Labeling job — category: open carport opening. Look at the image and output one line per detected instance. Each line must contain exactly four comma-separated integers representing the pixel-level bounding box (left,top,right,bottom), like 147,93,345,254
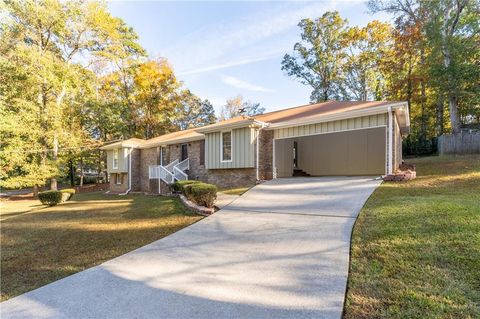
273,127,386,177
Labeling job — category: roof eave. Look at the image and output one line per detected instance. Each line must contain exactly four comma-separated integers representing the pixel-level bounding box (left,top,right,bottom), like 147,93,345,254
196,119,267,133
266,103,398,130
140,135,205,149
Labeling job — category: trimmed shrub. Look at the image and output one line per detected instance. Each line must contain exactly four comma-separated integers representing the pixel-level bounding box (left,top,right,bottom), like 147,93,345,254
60,188,76,202
38,190,63,206
187,183,217,208
172,180,201,193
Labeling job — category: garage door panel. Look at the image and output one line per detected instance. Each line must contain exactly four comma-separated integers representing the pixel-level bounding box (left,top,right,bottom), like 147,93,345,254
347,129,368,174
366,128,386,174
275,127,386,176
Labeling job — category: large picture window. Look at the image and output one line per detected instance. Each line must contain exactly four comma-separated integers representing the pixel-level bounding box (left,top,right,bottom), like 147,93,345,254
113,149,119,169
221,131,232,162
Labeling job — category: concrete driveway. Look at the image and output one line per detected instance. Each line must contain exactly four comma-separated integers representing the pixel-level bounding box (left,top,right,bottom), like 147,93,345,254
1,177,381,319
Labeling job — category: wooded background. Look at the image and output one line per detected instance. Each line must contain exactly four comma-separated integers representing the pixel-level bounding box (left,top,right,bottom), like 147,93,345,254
1,0,478,190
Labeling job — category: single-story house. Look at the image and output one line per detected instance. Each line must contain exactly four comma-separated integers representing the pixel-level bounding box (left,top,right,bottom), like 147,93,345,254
100,100,410,194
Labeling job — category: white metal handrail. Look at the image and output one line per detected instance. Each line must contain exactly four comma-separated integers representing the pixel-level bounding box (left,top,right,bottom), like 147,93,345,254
173,166,188,181
159,166,174,184
165,159,179,173
175,158,189,172
148,158,190,185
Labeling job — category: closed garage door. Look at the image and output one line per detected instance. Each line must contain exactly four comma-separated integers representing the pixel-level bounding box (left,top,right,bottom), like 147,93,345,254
275,127,386,176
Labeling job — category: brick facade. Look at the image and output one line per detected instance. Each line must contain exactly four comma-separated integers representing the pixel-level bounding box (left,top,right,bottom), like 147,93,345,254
257,129,274,180
131,149,141,191
109,173,128,193
128,130,276,193
140,147,160,194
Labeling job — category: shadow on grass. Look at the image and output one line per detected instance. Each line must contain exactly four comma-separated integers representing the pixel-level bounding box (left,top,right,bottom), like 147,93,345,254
0,193,202,301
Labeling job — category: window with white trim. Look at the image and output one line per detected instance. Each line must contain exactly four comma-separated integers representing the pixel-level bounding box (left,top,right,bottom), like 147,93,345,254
113,149,119,169
221,131,232,162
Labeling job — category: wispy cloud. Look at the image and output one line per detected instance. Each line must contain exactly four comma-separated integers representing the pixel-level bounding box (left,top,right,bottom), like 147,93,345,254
167,2,338,76
221,75,274,93
177,52,280,76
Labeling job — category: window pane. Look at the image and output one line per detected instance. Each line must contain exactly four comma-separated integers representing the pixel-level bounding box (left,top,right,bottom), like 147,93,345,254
222,132,231,161
113,150,118,168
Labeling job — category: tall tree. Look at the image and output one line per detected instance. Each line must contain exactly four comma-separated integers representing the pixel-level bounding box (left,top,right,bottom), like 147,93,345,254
282,11,349,102
0,0,144,190
174,91,216,130
218,95,265,121
343,21,393,100
132,59,181,139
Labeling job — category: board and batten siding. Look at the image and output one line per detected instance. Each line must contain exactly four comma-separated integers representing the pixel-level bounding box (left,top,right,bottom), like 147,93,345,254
205,127,255,169
273,113,388,139
106,148,129,173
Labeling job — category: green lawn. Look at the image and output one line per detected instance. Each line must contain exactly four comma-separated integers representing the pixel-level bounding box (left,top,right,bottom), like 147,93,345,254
0,193,202,301
218,186,252,196
344,155,480,319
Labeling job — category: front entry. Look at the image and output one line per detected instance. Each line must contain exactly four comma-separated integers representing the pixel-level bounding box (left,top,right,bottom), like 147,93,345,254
181,143,188,161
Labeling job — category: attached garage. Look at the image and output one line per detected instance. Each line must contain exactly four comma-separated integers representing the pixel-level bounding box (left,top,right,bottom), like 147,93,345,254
275,127,386,177
258,101,410,178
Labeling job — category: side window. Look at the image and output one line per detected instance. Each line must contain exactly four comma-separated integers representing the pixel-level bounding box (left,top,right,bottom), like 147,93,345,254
113,149,119,169
221,131,232,162
199,140,205,166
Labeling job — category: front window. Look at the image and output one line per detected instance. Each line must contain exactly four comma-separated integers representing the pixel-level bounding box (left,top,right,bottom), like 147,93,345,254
221,131,232,162
113,149,119,169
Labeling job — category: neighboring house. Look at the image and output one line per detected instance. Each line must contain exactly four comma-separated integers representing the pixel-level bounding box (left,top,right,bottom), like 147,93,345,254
100,101,410,194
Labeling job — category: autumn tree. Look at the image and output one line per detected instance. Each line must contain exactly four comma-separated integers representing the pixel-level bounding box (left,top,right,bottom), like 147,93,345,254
218,95,265,121
343,21,393,101
282,12,349,102
0,0,144,190
174,90,216,130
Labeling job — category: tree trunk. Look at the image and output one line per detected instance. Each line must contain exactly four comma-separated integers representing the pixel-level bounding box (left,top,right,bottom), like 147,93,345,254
442,6,461,134
420,47,427,137
50,135,58,190
33,185,39,198
449,95,461,133
436,95,445,136
80,157,84,187
69,159,75,187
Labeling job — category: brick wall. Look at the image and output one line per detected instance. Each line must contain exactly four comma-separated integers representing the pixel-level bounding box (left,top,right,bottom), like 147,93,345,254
257,129,274,180
140,147,160,193
204,168,257,189
109,173,128,193
131,149,141,191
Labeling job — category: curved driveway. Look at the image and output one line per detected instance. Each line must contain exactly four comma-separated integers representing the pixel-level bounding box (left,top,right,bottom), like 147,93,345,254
1,177,381,319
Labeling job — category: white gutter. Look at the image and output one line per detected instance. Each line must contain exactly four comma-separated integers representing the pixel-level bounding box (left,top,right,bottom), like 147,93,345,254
119,148,132,195
256,130,260,181
158,147,162,195
388,107,393,175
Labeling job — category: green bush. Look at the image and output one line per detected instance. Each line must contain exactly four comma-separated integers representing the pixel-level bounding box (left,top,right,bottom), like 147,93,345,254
186,183,217,208
38,190,63,206
60,188,76,202
172,180,201,193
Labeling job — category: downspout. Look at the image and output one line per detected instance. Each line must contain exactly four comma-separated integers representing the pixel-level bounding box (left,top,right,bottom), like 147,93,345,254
158,147,162,195
119,148,132,195
388,107,393,175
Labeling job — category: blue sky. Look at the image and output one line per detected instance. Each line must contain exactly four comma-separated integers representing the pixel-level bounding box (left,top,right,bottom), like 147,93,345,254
108,1,391,114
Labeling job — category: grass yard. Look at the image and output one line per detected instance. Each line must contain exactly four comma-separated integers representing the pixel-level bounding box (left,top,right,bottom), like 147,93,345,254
0,193,202,301
218,186,252,196
344,155,480,319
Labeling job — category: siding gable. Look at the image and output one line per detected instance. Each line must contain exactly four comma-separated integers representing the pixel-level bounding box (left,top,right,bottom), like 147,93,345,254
205,127,255,169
